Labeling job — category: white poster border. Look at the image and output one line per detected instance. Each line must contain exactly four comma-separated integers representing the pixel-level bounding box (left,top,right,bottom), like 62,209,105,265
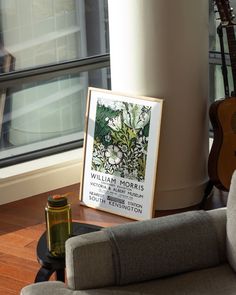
80,87,163,220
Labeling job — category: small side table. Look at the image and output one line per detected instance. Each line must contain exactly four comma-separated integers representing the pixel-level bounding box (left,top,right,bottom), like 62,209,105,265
35,222,101,282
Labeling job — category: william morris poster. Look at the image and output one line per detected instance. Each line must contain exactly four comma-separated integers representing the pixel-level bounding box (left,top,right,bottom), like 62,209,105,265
80,88,163,220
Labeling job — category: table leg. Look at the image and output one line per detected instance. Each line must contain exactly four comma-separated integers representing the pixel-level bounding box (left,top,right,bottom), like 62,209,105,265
56,269,65,282
34,267,55,282
35,266,65,283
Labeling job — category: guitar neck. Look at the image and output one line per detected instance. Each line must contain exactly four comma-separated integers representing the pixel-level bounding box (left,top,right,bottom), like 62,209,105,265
226,24,236,94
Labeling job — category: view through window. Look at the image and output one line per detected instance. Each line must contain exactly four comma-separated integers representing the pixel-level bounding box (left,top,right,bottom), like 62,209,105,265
0,0,109,166
209,0,236,103
0,1,231,167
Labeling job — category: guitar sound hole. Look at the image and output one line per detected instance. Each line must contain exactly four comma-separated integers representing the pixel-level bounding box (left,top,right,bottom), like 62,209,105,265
231,112,236,133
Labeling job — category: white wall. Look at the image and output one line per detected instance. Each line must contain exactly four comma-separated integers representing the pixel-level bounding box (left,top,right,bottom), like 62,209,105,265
108,0,209,210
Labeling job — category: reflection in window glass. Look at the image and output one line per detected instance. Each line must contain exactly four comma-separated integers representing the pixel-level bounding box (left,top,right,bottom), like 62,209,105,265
0,67,110,160
0,0,109,71
0,0,110,165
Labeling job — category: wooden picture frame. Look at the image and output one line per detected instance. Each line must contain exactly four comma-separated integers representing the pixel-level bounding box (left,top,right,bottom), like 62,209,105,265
80,87,163,220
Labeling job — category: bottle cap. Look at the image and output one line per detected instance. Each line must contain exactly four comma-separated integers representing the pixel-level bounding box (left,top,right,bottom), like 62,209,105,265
48,195,68,207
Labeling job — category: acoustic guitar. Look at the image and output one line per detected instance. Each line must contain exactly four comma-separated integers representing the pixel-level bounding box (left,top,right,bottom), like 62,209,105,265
208,0,236,191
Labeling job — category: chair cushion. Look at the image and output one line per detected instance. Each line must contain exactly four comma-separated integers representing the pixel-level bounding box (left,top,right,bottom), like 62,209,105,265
20,264,236,295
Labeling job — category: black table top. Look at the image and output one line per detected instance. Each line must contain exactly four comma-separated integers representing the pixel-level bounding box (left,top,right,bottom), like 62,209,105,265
37,222,102,269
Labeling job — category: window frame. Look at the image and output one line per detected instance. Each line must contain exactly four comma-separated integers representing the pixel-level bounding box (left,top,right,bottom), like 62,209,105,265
0,54,110,168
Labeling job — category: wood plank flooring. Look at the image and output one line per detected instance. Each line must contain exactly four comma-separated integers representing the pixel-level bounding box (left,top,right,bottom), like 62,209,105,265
0,184,227,295
0,183,131,295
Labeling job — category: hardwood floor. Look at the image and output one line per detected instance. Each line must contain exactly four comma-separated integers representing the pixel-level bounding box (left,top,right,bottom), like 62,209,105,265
0,183,131,295
0,184,227,295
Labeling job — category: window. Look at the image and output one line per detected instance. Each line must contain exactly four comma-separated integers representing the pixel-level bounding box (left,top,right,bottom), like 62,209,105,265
209,0,236,103
0,0,110,167
0,1,231,168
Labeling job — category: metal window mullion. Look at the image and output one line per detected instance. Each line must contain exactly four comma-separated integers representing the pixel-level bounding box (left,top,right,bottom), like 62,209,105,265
209,51,231,65
0,54,110,88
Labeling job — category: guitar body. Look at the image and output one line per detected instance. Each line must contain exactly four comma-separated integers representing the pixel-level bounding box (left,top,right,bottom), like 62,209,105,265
209,97,236,190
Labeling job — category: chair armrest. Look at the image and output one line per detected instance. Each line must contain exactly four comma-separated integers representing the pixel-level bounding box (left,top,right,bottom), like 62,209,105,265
207,207,226,263
105,209,226,285
66,208,226,290
66,230,116,290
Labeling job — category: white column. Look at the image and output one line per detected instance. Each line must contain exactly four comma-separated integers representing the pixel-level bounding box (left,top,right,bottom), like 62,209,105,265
108,0,209,210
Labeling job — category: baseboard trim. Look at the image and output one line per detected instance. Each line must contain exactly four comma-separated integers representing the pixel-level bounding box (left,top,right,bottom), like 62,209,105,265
0,149,83,205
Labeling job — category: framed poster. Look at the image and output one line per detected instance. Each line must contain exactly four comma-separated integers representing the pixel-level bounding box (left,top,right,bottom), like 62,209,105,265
80,88,163,220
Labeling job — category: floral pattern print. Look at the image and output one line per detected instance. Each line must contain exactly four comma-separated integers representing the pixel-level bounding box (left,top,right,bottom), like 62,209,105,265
92,98,151,182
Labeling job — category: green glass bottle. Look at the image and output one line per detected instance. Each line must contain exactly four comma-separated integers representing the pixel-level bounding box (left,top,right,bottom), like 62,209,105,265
45,195,72,257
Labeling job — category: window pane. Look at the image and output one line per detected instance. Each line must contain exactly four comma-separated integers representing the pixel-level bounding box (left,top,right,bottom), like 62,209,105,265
0,67,110,162
209,63,233,103
209,1,236,102
0,0,109,72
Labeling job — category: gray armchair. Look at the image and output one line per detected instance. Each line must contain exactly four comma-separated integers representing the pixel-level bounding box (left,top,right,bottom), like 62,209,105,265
21,171,236,295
